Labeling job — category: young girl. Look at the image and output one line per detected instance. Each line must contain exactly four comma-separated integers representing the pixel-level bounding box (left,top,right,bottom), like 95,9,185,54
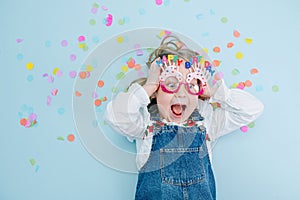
104,35,264,200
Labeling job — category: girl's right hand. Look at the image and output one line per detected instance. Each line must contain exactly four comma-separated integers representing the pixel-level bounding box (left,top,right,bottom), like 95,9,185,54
143,58,161,97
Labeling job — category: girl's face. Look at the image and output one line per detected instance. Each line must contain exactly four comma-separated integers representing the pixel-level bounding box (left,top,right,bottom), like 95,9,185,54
156,60,199,123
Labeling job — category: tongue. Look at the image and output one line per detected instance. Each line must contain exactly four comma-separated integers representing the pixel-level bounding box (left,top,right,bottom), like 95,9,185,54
172,105,182,115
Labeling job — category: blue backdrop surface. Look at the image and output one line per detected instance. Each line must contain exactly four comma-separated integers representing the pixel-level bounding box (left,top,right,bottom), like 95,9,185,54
1,0,300,199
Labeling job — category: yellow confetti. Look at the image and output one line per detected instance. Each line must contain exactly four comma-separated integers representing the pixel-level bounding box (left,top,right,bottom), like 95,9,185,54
121,65,128,72
53,67,60,75
245,38,253,44
116,36,124,44
26,62,34,70
78,43,85,49
236,52,243,60
86,65,93,72
159,30,165,37
202,48,209,54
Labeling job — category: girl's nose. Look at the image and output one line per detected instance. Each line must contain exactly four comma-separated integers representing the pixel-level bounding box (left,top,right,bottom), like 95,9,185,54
176,83,188,97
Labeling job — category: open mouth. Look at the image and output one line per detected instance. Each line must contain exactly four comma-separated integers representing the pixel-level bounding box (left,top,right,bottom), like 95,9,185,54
171,104,186,118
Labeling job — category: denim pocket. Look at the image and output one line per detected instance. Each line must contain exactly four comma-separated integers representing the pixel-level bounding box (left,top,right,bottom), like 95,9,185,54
160,147,206,186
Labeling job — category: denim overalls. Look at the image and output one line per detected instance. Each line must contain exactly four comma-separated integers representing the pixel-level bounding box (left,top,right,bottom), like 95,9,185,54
135,108,216,200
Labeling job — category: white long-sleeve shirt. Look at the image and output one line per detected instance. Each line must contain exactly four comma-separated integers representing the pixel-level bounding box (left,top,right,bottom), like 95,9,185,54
104,81,264,170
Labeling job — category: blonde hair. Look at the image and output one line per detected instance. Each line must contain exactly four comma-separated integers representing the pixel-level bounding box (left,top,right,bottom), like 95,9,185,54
129,35,209,103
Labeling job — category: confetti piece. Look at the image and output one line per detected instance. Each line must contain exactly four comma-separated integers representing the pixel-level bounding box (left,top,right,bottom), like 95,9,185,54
58,108,65,115
233,30,240,38
121,65,128,72
35,165,40,172
134,44,143,56
29,159,36,166
67,134,75,142
53,68,60,75
105,14,113,26
116,72,125,80
29,113,37,121
78,36,86,42
244,80,252,87
45,40,51,47
27,75,34,82
51,88,58,96
212,60,221,67
232,68,240,75
214,72,224,80
94,99,102,106
57,136,65,141
16,38,23,43
240,126,248,132
86,65,93,72
139,8,146,15
237,82,245,90
135,64,141,71
213,46,220,53
156,0,163,5
101,5,108,11
256,85,263,92
17,53,24,60
97,80,104,88
61,40,68,47
79,71,87,79
92,92,98,98
272,85,279,92
116,36,124,43
47,96,51,106
91,7,98,14
245,38,253,44
235,52,243,60
70,54,77,61
127,58,135,68
250,68,258,74
89,19,96,25
92,3,99,8
196,14,204,20
47,75,54,83
221,17,228,23
227,42,234,48
75,91,82,97
69,71,77,78
26,62,34,70
248,122,255,128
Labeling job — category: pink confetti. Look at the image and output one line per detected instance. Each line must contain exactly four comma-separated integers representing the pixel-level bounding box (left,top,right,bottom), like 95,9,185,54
42,73,48,77
105,14,113,26
61,40,68,47
56,70,63,77
69,71,77,78
101,5,108,11
47,96,51,106
91,7,98,14
70,54,77,61
156,0,163,5
16,38,23,43
51,88,58,96
78,36,86,42
48,75,54,83
240,126,248,132
92,92,98,98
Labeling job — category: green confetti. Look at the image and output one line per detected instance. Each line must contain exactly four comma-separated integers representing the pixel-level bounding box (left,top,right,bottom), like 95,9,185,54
93,3,99,8
116,72,125,80
232,68,240,75
112,87,118,93
57,136,65,141
248,122,255,128
89,19,96,26
29,158,36,166
272,85,279,92
221,17,228,23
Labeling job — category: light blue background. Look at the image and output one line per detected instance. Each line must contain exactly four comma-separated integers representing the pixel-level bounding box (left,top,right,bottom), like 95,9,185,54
1,0,300,199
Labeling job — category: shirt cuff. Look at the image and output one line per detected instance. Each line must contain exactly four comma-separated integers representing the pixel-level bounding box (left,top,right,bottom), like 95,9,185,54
128,83,150,107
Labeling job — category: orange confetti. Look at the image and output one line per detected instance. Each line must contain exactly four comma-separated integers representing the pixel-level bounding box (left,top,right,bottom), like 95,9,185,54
20,118,27,126
127,60,135,68
250,68,259,74
227,42,234,48
244,80,252,87
94,99,102,107
233,30,240,38
98,80,104,87
75,91,82,97
103,96,107,101
67,134,75,142
134,64,141,71
212,60,221,67
79,71,87,79
213,46,221,53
